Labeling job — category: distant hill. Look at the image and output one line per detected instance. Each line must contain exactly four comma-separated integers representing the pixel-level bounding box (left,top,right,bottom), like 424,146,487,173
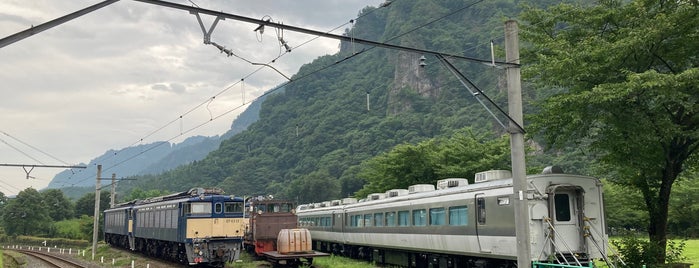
46,91,271,197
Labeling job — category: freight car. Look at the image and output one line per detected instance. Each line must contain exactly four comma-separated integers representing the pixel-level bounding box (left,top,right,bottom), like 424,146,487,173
297,167,611,268
244,196,329,267
104,188,245,267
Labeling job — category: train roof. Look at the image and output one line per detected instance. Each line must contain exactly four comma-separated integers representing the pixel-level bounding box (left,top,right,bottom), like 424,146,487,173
105,187,242,211
297,167,599,213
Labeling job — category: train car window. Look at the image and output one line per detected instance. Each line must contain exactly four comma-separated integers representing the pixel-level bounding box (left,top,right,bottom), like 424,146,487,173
374,213,384,227
498,196,510,206
413,209,427,226
430,208,446,226
398,211,410,226
165,210,171,228
477,197,486,225
364,214,373,227
215,203,223,214
554,194,572,221
386,212,396,226
449,206,468,226
225,202,243,213
351,215,361,227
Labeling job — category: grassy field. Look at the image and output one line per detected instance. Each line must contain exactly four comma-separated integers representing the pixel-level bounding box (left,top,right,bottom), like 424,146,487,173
685,239,699,266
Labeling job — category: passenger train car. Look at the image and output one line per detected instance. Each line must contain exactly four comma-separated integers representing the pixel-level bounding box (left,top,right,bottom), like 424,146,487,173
104,188,246,267
297,168,610,268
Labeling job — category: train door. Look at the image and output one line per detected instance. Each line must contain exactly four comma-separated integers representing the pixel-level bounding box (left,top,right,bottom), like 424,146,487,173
474,193,487,252
128,208,135,250
549,186,584,253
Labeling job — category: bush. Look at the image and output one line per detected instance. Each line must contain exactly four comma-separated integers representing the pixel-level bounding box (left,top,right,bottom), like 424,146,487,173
611,233,687,268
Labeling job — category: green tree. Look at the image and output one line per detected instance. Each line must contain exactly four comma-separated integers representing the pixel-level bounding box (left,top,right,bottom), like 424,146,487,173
522,0,699,263
41,189,74,221
74,191,111,217
121,188,171,203
2,188,52,236
355,129,509,198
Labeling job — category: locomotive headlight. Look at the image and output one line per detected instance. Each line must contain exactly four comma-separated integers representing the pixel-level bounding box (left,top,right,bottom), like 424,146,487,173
199,251,204,256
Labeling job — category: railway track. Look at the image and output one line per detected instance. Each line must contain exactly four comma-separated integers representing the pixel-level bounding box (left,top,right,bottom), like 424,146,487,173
13,249,91,268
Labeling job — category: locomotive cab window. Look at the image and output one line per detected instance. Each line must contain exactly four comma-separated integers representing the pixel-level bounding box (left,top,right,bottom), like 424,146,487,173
554,194,572,222
184,202,212,215
225,202,243,213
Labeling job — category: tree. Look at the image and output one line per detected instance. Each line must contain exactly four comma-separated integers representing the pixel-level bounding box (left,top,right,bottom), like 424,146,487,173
74,191,111,217
41,189,74,221
355,129,510,198
2,188,52,236
522,0,699,263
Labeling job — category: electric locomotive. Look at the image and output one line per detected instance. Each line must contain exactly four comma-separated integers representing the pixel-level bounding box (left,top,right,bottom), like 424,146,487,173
297,167,610,268
104,188,246,267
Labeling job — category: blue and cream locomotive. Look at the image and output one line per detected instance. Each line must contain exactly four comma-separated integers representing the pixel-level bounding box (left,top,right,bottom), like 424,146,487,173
104,188,245,267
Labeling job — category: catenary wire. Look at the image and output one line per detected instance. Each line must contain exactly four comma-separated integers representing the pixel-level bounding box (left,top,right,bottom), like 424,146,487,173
65,0,498,187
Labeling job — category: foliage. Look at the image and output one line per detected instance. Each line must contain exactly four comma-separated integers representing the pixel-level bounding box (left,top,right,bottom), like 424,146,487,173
54,218,90,240
1,188,52,236
611,233,687,267
522,0,699,262
121,188,172,203
355,128,510,198
41,189,75,221
668,176,699,237
74,191,111,217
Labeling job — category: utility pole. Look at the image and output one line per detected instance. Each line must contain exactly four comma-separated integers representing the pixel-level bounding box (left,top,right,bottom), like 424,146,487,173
505,20,531,268
91,165,101,261
110,173,116,208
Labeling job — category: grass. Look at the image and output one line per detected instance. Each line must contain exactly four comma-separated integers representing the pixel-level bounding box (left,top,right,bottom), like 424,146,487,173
226,252,376,268
684,239,699,266
598,238,699,267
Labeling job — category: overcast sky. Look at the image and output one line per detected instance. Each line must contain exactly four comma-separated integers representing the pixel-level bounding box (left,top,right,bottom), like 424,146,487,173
0,0,383,196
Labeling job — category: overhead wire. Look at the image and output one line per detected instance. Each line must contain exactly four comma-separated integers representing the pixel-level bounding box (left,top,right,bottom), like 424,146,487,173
66,0,501,188
62,1,399,187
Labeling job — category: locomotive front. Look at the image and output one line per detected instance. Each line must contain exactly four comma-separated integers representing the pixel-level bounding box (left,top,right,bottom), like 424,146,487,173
181,188,246,266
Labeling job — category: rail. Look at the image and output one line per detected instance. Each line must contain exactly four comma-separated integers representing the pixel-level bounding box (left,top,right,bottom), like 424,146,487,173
14,249,89,268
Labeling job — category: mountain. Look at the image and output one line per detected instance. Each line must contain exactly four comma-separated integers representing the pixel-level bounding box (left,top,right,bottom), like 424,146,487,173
114,0,533,203
46,91,270,195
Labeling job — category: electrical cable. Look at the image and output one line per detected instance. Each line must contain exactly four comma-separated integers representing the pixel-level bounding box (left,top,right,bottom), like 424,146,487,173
0,136,44,165
63,0,499,188
1,130,72,165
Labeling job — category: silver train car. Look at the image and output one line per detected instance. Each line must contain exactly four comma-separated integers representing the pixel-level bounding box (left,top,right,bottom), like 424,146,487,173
296,168,609,268
104,188,246,267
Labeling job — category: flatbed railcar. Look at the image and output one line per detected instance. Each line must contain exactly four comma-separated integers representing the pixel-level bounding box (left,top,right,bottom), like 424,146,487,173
104,188,245,267
297,167,611,268
244,196,329,267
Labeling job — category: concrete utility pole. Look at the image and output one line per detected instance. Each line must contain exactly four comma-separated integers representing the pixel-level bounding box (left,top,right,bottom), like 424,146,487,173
110,173,116,208
91,165,101,261
505,20,531,268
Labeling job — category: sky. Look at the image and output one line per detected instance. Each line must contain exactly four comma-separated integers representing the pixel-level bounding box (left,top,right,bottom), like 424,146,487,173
0,0,384,196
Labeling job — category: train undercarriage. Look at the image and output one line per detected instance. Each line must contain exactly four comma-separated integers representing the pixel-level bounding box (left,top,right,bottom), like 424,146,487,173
313,241,517,268
105,233,240,267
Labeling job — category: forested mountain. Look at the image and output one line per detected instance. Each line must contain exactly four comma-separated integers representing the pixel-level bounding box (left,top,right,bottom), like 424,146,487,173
114,0,573,204
47,92,268,197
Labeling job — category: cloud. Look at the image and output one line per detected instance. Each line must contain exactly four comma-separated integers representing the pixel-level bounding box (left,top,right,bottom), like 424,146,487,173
0,0,384,195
